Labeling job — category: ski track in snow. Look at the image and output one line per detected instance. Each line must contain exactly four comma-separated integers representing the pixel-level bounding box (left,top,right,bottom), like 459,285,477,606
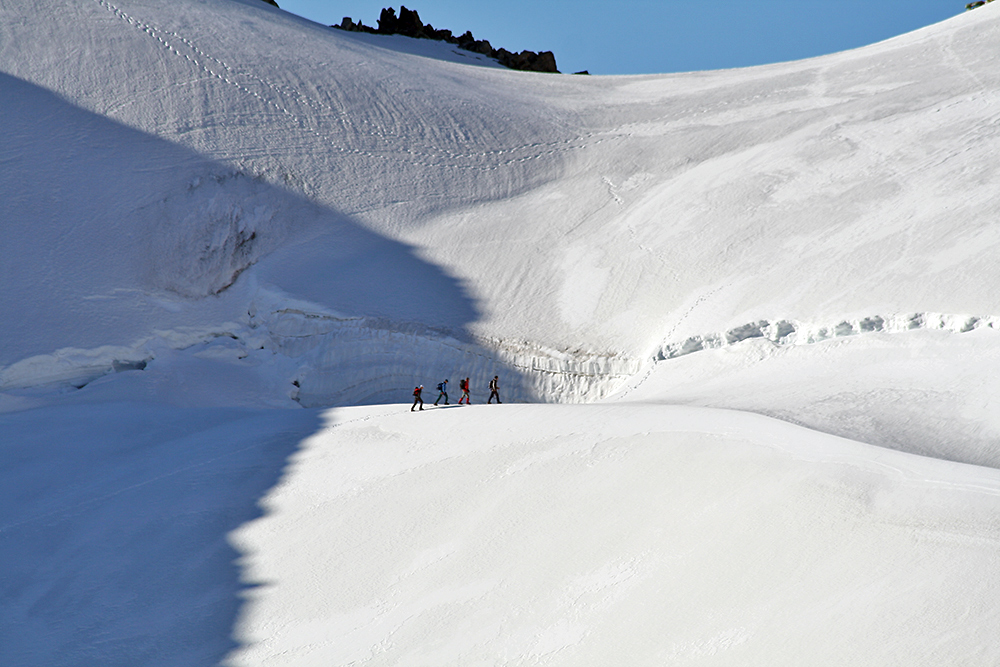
92,0,609,172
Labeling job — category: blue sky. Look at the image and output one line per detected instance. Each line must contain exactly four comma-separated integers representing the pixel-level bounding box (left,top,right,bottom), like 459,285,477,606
276,0,963,74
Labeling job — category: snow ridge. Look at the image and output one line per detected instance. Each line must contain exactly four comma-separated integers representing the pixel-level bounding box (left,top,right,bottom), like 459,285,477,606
656,312,1000,360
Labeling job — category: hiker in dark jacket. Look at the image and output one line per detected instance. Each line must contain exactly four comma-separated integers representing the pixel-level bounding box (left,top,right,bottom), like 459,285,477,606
411,385,424,411
458,377,471,404
434,379,449,406
488,375,501,404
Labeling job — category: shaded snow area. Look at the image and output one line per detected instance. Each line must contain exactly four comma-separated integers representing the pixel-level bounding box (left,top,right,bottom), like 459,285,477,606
3,0,1000,664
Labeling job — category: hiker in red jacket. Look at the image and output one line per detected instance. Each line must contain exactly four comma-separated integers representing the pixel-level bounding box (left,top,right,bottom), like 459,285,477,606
458,377,471,404
411,385,424,411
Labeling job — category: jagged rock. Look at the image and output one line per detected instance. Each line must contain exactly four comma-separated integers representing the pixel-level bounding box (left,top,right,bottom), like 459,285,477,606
396,6,425,38
377,7,399,34
336,16,377,33
333,7,562,73
260,0,279,7
427,26,454,42
466,39,494,56
530,51,558,73
493,48,558,73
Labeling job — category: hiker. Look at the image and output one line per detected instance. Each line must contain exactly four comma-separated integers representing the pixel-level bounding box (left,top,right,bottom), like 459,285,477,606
488,375,501,404
434,379,449,405
411,384,424,411
458,377,471,404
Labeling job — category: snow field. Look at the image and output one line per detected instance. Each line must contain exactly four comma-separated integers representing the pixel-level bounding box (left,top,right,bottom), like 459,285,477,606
617,326,1000,469
3,0,1000,663
226,403,1000,666
5,1,1000,403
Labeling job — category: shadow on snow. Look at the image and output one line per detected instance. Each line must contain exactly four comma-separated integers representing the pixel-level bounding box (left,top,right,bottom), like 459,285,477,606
0,73,529,665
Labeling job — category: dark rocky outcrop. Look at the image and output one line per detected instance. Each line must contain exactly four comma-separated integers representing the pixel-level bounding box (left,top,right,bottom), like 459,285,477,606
493,48,558,73
260,0,279,7
336,17,377,33
334,6,561,73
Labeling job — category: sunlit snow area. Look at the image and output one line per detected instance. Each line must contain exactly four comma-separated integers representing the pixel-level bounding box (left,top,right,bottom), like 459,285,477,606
3,0,1000,665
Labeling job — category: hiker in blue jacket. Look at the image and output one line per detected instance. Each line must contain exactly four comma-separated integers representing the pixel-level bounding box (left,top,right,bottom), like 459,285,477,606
434,379,449,406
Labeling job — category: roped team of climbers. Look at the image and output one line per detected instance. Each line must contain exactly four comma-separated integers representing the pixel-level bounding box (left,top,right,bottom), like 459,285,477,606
412,375,500,411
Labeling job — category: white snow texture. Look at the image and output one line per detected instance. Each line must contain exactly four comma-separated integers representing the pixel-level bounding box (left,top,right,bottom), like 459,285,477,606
2,1,1000,665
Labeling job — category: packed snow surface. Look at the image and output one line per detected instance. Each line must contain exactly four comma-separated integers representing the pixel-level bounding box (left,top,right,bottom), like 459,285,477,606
227,402,1000,667
3,0,1000,664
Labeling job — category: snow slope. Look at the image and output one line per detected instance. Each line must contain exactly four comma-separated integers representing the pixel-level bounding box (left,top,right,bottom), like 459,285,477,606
4,0,1000,664
226,403,1000,666
4,0,1000,407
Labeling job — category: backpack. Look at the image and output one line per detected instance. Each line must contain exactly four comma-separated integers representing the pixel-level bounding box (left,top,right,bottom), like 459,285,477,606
437,382,445,392
413,386,420,396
